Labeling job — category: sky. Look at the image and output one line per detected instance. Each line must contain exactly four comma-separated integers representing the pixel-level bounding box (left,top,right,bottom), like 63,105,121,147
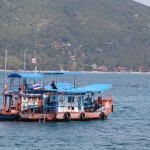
134,0,150,6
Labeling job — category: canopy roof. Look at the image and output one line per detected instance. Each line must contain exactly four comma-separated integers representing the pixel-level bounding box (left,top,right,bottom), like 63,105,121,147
44,71,83,75
57,84,112,93
7,73,44,78
78,84,112,92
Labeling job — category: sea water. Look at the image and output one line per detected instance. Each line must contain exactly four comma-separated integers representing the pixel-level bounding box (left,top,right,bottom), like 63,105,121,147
0,72,150,150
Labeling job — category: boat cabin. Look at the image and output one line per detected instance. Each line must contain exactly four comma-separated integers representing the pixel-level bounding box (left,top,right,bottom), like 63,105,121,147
7,73,44,93
56,83,112,113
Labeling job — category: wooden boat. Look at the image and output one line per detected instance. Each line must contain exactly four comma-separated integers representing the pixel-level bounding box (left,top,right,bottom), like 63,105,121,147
0,72,113,122
19,89,57,122
55,83,113,121
0,73,44,121
45,72,113,121
0,82,20,121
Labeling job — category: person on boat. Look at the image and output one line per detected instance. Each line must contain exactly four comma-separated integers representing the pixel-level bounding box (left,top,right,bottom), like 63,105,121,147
97,96,102,106
51,81,57,89
93,96,102,111
24,79,28,90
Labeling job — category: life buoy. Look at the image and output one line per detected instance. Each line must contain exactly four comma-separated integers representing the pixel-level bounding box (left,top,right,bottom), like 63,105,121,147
80,112,85,120
64,112,71,120
100,112,105,120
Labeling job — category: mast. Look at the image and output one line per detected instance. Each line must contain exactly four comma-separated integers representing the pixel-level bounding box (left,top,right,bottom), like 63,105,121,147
34,49,37,74
3,50,7,113
72,35,76,71
34,29,38,74
4,49,7,84
73,55,76,71
23,48,27,72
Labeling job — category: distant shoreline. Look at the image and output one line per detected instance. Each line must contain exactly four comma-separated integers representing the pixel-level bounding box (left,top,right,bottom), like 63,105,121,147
0,70,150,74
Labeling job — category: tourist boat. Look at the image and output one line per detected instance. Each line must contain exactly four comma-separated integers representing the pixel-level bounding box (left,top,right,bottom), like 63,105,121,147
0,73,44,121
0,72,113,121
55,83,113,121
48,71,113,121
18,73,63,121
0,85,20,121
18,71,113,121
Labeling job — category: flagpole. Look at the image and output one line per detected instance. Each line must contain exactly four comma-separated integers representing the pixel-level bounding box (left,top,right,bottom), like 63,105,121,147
34,27,40,74
4,49,7,84
35,49,37,74
34,30,37,74
23,48,27,72
73,56,76,71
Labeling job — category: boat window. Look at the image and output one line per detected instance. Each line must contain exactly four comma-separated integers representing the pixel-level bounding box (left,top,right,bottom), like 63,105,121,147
72,107,74,110
68,96,74,103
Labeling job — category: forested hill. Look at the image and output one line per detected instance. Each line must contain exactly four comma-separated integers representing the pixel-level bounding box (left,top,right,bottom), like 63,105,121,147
0,0,150,71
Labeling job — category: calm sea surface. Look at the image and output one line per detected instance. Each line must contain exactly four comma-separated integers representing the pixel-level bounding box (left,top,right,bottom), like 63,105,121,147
0,72,150,150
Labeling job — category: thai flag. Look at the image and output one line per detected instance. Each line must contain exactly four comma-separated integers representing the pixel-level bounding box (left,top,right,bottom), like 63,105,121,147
70,55,75,61
32,58,36,64
32,83,40,90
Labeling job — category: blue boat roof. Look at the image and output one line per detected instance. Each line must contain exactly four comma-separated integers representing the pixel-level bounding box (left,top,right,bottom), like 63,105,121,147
58,84,112,93
44,71,83,75
79,84,112,92
7,73,44,78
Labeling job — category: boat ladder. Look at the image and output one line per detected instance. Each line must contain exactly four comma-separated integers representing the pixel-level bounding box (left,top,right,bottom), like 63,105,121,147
39,115,45,123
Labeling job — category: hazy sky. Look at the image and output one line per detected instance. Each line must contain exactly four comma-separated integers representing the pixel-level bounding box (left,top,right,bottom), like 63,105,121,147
134,0,150,6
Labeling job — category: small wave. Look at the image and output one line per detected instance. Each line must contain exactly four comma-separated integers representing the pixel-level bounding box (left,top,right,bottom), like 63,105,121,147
131,84,140,87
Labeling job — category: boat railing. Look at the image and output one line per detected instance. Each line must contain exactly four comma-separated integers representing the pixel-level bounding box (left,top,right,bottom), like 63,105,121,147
21,105,57,113
20,104,83,113
21,93,42,98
